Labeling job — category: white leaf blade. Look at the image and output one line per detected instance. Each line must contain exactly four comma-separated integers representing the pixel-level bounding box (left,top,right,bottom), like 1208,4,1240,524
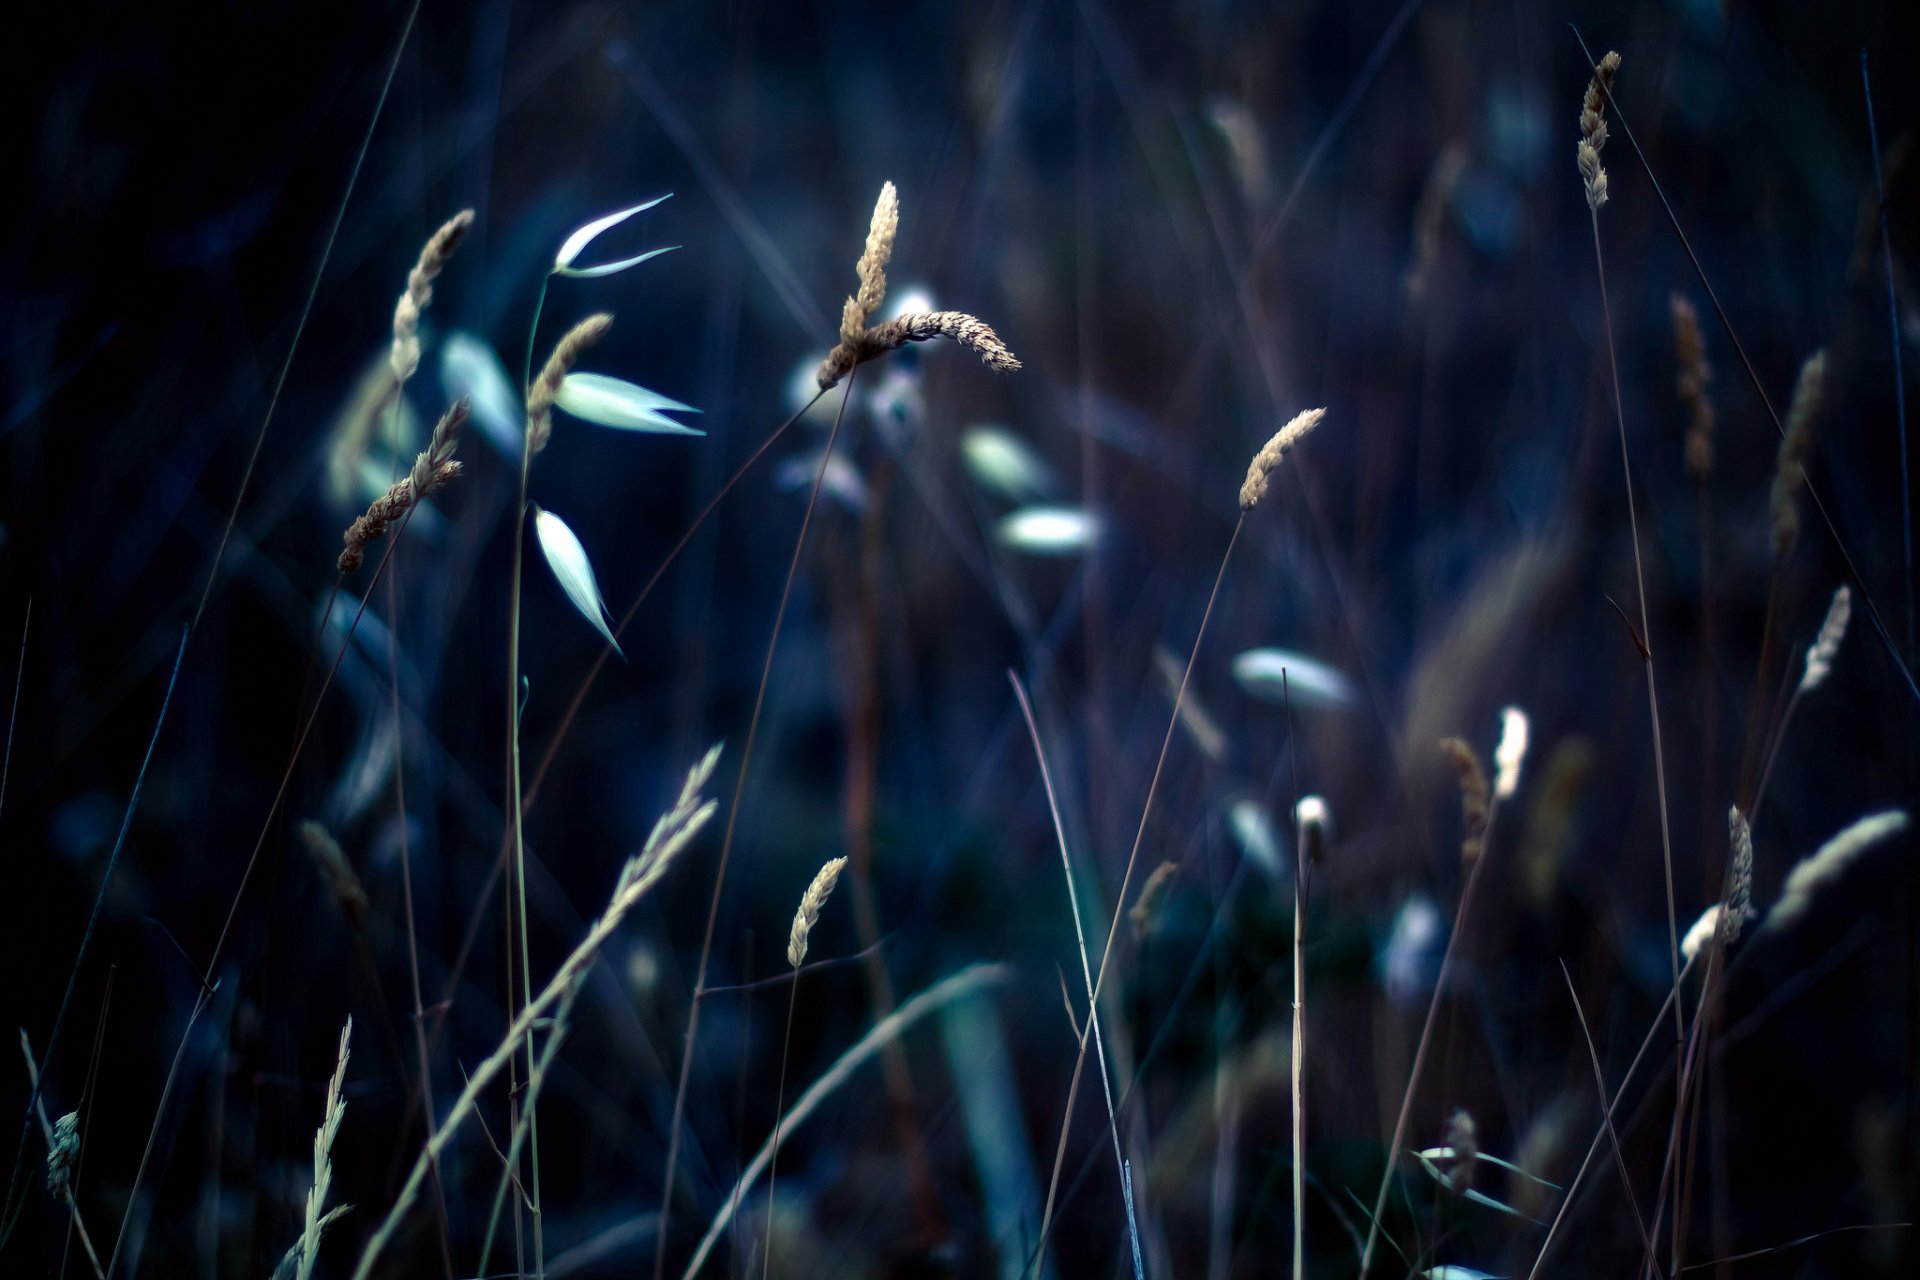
996,506,1102,555
532,506,623,657
439,333,522,459
562,245,680,279
1231,647,1357,710
554,372,704,436
961,425,1057,502
553,194,672,273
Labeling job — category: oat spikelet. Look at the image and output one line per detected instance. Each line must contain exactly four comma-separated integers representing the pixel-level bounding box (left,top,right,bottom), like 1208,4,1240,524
1240,408,1326,511
816,184,1020,389
298,820,370,925
787,856,849,968
1671,294,1715,478
1765,809,1910,932
1577,51,1622,212
1800,584,1852,693
338,398,469,573
527,313,613,455
1439,736,1490,865
1770,350,1827,561
391,209,475,385
1724,806,1753,947
1129,859,1180,941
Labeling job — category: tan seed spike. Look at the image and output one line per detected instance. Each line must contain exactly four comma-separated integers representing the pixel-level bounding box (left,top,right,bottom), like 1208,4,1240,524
339,398,469,574
1240,407,1326,511
815,184,1021,389
1578,51,1622,212
391,209,475,385
788,856,849,968
1770,349,1827,561
1671,294,1715,478
527,313,613,455
1439,736,1490,865
849,181,899,343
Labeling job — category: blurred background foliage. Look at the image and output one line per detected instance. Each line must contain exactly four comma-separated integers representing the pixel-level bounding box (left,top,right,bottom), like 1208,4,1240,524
5,0,1919,1275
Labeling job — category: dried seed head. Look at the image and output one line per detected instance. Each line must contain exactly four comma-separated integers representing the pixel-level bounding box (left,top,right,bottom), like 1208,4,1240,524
871,311,1022,373
1800,584,1853,694
815,185,1020,390
849,182,899,343
1440,736,1490,865
1771,350,1827,561
1725,806,1753,947
788,856,849,968
1765,810,1911,933
1577,51,1622,212
1129,860,1180,941
298,820,370,925
527,314,614,455
46,1111,78,1199
1240,408,1326,511
338,399,468,574
1671,294,1715,478
391,209,475,385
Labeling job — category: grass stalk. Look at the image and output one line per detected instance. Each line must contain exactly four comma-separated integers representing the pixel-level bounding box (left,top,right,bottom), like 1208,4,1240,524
1011,674,1139,1275
652,366,858,1280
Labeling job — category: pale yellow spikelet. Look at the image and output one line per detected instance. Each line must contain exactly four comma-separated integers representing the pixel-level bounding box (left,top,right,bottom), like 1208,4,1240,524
788,856,849,968
391,209,475,385
1577,51,1622,212
527,314,613,455
1239,408,1326,511
1771,350,1827,561
1439,736,1490,865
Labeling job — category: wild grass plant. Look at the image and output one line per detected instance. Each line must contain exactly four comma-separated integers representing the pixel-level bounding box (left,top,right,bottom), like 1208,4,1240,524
7,4,1920,1279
